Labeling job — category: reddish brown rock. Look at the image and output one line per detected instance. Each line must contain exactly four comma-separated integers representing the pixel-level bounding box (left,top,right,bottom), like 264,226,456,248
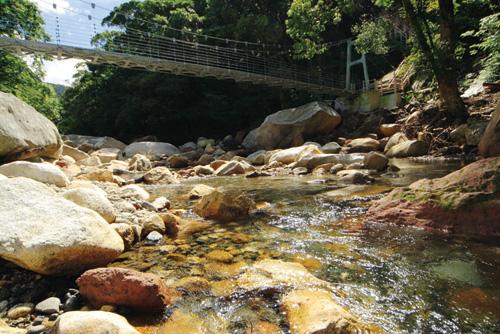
76,268,179,312
366,158,500,236
449,287,500,318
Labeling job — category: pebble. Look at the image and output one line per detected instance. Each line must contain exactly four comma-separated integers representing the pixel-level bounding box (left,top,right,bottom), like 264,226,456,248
35,297,61,314
32,316,45,325
206,250,234,263
7,303,34,319
145,231,163,243
27,325,45,334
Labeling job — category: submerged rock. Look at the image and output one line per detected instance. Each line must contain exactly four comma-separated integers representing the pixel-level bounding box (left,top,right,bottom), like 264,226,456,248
76,267,178,312
282,289,382,334
155,311,206,334
235,259,329,294
243,101,342,150
52,311,140,334
366,158,500,236
194,190,255,222
0,177,123,275
0,91,63,161
0,161,69,187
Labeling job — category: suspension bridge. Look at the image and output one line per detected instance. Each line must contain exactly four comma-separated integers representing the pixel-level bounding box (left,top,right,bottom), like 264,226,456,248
0,0,404,95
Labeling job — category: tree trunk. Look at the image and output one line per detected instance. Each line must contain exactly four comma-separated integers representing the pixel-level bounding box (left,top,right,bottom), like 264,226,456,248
399,0,467,121
436,0,467,121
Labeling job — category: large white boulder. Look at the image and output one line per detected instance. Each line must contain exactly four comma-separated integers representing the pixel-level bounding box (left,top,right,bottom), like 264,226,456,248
243,101,342,150
0,92,62,160
0,177,124,275
62,188,116,223
0,161,69,187
294,153,365,170
52,311,140,334
119,142,180,160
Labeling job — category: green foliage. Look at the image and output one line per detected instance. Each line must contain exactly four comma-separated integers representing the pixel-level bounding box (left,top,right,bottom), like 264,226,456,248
0,52,62,121
464,13,500,82
103,0,204,35
352,18,390,55
286,0,343,59
0,0,48,41
0,0,61,121
61,0,316,142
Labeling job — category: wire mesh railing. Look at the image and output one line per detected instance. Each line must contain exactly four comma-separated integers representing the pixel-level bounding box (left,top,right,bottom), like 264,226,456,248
0,11,346,92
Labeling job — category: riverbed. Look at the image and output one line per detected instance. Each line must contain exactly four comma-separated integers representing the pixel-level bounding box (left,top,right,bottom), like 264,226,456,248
2,159,499,333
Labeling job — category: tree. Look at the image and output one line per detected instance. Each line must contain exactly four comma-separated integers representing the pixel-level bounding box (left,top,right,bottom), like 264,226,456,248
393,0,467,120
61,0,315,143
0,0,61,121
286,0,489,120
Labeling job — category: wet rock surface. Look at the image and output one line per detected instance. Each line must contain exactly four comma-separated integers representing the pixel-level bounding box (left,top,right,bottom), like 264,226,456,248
1,96,499,334
367,157,500,236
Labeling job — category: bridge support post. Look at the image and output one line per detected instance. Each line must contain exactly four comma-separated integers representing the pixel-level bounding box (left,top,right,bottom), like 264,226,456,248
345,39,370,92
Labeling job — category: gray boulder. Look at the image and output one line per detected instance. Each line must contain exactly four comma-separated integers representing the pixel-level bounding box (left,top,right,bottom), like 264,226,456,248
242,101,342,150
0,92,62,161
386,140,428,158
119,142,179,160
63,135,126,150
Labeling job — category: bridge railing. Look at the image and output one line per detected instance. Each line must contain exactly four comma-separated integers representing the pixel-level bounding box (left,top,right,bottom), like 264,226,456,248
1,12,346,92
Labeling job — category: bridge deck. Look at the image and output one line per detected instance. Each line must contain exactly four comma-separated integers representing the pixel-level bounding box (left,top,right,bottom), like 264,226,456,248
0,37,347,95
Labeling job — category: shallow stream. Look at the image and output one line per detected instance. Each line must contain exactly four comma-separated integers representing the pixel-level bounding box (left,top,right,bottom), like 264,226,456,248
2,159,499,333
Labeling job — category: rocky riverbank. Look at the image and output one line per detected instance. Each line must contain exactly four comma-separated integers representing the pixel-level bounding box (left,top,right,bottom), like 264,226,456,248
1,91,499,333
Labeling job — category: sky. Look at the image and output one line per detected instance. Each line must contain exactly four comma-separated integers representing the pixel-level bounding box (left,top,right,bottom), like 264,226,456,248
29,0,128,85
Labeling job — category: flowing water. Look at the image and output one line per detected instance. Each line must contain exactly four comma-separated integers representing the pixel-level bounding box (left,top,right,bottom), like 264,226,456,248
2,159,499,333
125,159,499,333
